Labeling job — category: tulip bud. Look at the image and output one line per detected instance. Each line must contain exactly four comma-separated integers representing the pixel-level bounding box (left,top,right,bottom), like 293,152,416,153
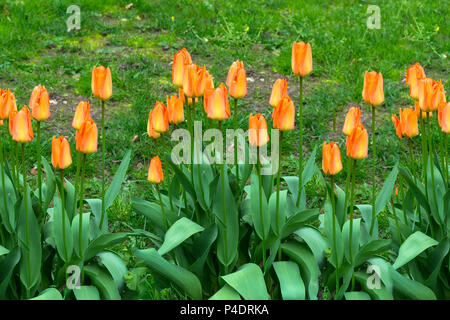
182,64,199,98
395,187,398,197
249,113,269,147
11,106,34,143
91,66,112,101
362,71,384,107
172,48,192,88
72,101,91,130
52,136,72,170
292,42,313,77
75,118,98,154
167,94,184,125
148,156,164,184
150,102,169,133
226,61,247,99
269,79,288,108
406,63,426,100
345,123,368,160
29,85,50,121
322,141,343,175
392,114,403,139
342,107,361,136
0,89,17,120
147,111,161,139
400,107,419,138
205,83,231,121
439,102,450,134
272,95,295,131
418,78,435,112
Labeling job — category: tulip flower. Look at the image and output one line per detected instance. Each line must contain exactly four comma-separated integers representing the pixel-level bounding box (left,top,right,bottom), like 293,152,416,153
322,142,343,175
195,66,214,98
248,113,269,147
414,100,432,119
0,89,17,120
205,83,231,121
269,79,288,108
29,85,50,121
417,78,445,112
362,71,384,107
183,64,199,98
91,66,112,101
172,48,192,88
11,106,34,143
431,80,446,111
8,110,16,137
75,118,98,154
392,114,403,139
72,101,91,130
226,61,247,99
52,136,72,170
406,63,426,100
167,94,184,125
272,95,295,131
291,41,313,77
400,108,419,138
150,101,169,133
438,102,450,133
345,123,368,160
342,107,361,136
147,111,161,139
148,156,164,184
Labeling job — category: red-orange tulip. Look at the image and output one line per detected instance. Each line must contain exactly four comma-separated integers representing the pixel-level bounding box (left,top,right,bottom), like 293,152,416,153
362,71,384,107
75,118,98,154
322,141,343,175
292,41,313,77
272,95,295,131
205,83,231,121
406,63,426,100
167,94,184,125
91,66,112,101
342,107,361,136
345,123,368,160
52,136,72,170
72,101,91,130
439,102,450,133
172,48,192,88
0,89,17,120
148,156,164,184
226,61,247,99
11,106,34,143
269,79,288,108
30,85,50,121
248,113,269,147
150,102,169,133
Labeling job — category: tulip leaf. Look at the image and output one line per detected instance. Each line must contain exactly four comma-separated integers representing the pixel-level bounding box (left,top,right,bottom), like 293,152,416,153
273,261,306,300
74,286,100,300
342,218,361,264
344,291,371,300
190,225,218,277
41,156,56,213
209,284,241,300
249,172,270,240
375,161,398,216
221,263,269,300
323,198,344,268
84,232,130,261
268,189,287,236
393,231,438,270
84,265,121,300
53,195,73,263
132,198,178,231
105,149,131,208
293,226,327,266
97,251,127,290
281,208,319,238
0,245,8,257
353,271,393,300
0,168,16,233
158,217,204,256
29,288,63,300
355,239,392,267
71,212,91,259
389,267,436,300
0,247,21,298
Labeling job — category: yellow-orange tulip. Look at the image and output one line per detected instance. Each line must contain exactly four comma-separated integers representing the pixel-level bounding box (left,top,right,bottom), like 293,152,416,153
439,102,450,133
72,101,91,130
11,106,34,143
418,78,437,112
167,94,184,124
172,48,192,88
400,108,419,138
342,107,361,136
272,95,295,131
148,156,164,184
248,113,269,147
226,61,247,99
8,110,16,137
345,123,368,160
392,114,403,139
75,118,98,154
205,83,231,121
30,85,50,121
292,41,313,77
431,80,446,111
406,63,426,100
52,136,72,170
147,111,161,139
414,100,432,119
362,71,384,107
195,66,209,97
91,66,112,101
183,64,199,98
269,79,288,108
0,89,17,120
150,102,169,133
322,141,343,175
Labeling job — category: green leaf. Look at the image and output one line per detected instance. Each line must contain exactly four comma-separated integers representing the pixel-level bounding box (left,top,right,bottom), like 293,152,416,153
222,263,269,300
132,198,177,231
353,271,393,300
84,232,130,261
105,150,132,209
323,198,344,268
29,288,62,300
0,247,21,298
97,251,128,290
190,225,218,276
268,190,287,236
52,195,73,263
344,291,371,300
273,261,305,300
399,167,430,214
209,284,241,300
293,226,327,266
71,212,91,258
84,265,121,300
425,238,450,289
135,248,202,299
0,168,16,233
158,217,204,256
73,286,100,300
390,267,436,300
375,162,399,215
342,218,361,264
0,245,8,256
355,239,392,267
393,231,438,269
249,172,270,240
281,209,319,238
41,156,56,212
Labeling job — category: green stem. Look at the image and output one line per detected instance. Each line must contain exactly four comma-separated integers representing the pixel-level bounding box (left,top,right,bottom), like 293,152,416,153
219,121,228,274
99,100,106,230
15,142,19,188
36,121,42,209
391,198,402,243
427,116,439,225
156,184,168,230
330,175,339,294
234,98,239,183
343,157,352,221
257,148,266,268
369,106,376,236
276,131,284,260
72,152,81,219
21,143,31,294
408,139,420,223
296,76,304,207
420,116,428,187
0,128,9,232
78,153,87,258
60,169,68,261
445,133,448,185
349,159,356,262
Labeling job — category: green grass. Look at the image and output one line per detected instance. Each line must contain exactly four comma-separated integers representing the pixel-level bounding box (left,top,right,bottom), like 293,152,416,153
0,0,448,298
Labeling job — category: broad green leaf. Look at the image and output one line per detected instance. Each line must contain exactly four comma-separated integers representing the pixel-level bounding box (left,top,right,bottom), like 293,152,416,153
281,209,319,238
132,198,177,231
250,172,270,240
323,198,344,268
98,251,128,290
41,156,56,212
222,263,269,300
357,204,378,243
0,245,8,256
268,190,287,236
344,291,371,300
74,286,100,300
393,231,438,269
209,284,241,300
425,238,450,289
71,212,91,259
353,272,393,300
426,162,446,226
105,150,131,209
29,288,62,300
273,261,305,300
158,217,204,256
190,225,218,276
0,247,21,298
355,239,391,267
390,267,436,300
293,226,327,266
84,232,130,261
399,167,430,214
0,168,16,233
342,218,361,264
375,162,399,215
84,265,121,300
53,195,73,262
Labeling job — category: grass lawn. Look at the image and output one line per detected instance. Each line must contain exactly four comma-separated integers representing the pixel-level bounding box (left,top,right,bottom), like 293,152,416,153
0,0,448,298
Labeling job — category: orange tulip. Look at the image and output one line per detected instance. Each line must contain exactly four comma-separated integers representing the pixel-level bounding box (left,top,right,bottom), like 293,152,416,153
226,61,247,99
439,102,450,133
272,95,295,131
0,89,17,120
183,63,200,98
29,85,50,121
51,136,72,170
11,106,34,143
150,102,169,133
418,78,442,112
400,107,419,138
392,114,403,139
431,80,446,111
147,111,161,139
342,107,361,136
8,110,16,137
345,123,368,160
148,156,164,184
362,71,384,106
195,66,207,97
172,48,192,88
205,83,230,121
322,142,343,175
179,88,186,104
248,113,269,147
406,63,426,100
72,101,91,130
292,41,313,77
414,100,432,119
75,118,98,154
91,66,112,101
269,79,288,108
167,94,184,124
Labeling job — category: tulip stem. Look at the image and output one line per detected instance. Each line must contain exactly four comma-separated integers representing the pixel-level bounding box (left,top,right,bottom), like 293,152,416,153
156,184,168,230
420,116,428,187
233,98,239,184
100,100,106,231
78,153,87,258
391,198,402,243
219,120,229,274
257,147,266,269
36,121,42,209
408,138,417,184
330,174,340,295
296,76,304,208
15,142,19,188
343,157,352,222
276,131,284,260
0,128,9,232
72,152,81,220
60,169,68,261
349,159,356,263
427,116,439,225
21,143,31,294
445,133,448,185
369,106,376,236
